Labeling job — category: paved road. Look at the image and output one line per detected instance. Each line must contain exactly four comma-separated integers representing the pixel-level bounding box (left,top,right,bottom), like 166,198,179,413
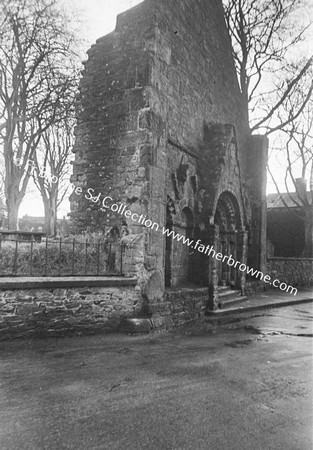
0,304,312,450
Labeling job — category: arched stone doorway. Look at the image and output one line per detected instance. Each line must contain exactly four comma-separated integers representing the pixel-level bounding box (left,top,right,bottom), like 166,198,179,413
214,192,242,287
165,199,195,287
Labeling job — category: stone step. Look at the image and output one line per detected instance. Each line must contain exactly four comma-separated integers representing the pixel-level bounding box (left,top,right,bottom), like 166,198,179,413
217,288,248,310
217,286,229,292
218,288,239,299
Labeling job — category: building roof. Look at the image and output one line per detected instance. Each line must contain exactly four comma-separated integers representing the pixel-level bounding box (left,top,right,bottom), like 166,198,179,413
267,192,311,209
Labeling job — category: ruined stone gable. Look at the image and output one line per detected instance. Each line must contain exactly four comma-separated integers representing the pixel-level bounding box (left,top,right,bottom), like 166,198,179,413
71,0,268,309
71,0,249,224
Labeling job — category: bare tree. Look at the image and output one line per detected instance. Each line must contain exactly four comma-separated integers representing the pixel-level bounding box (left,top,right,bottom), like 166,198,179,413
0,0,78,230
268,91,313,255
0,161,5,198
0,163,6,227
31,115,75,236
224,0,313,134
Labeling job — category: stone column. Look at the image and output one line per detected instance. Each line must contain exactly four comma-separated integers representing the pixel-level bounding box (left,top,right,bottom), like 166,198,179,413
207,224,219,311
236,229,248,295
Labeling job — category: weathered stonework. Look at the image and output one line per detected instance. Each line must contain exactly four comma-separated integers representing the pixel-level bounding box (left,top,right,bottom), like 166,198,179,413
70,0,268,319
0,280,214,339
0,283,142,340
268,257,313,287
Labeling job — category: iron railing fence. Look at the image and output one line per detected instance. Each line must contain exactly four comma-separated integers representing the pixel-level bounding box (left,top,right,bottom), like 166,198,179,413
0,235,125,277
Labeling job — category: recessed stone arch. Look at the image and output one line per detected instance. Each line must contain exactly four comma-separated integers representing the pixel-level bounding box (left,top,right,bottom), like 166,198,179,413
214,191,243,231
181,206,194,231
214,191,243,287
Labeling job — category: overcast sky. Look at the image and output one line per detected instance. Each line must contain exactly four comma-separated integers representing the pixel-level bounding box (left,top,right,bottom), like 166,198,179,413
65,0,144,50
20,0,144,218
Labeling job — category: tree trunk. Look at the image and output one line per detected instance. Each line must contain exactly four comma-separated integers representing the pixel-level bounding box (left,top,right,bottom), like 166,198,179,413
4,149,23,230
7,200,20,230
303,208,313,257
6,183,22,230
43,196,57,237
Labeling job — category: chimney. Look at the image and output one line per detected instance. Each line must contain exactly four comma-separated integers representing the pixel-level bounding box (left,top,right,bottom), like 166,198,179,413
295,178,307,200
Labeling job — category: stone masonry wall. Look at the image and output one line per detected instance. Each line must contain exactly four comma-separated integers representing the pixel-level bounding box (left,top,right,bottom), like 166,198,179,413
71,1,167,300
71,1,154,232
165,287,208,327
0,281,211,339
268,257,313,287
70,0,265,314
0,283,142,340
146,0,251,221
145,287,209,330
142,0,252,296
149,0,249,160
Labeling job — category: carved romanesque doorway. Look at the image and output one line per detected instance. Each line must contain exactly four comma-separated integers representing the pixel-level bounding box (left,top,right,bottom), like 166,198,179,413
214,192,241,287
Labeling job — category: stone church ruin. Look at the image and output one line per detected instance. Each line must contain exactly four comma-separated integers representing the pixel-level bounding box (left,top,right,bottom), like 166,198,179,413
70,0,268,327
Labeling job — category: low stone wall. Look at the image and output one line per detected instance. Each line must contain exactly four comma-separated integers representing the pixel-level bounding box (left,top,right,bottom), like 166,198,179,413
149,287,209,329
0,275,223,339
0,277,141,340
267,257,313,287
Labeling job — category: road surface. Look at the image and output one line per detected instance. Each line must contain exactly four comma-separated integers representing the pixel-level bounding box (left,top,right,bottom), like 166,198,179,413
0,304,312,449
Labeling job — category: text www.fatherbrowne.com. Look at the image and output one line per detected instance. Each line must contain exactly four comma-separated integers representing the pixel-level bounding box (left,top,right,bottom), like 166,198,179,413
82,191,298,296
162,227,297,296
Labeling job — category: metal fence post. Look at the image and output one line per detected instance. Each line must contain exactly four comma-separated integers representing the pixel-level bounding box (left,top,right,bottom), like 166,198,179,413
59,238,62,276
72,238,75,275
13,239,18,275
120,244,124,275
30,238,33,276
85,239,88,275
96,241,100,275
44,236,48,276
